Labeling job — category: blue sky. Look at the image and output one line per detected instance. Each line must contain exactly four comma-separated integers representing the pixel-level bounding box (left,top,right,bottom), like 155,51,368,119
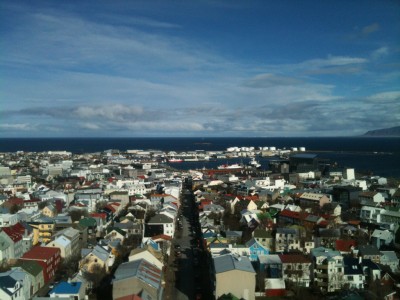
1,0,399,137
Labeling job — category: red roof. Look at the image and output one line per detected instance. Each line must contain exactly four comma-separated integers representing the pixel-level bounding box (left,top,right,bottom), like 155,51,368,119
335,239,356,252
348,220,361,226
90,213,107,219
199,199,213,210
279,210,301,219
278,254,311,264
244,195,259,201
10,222,26,236
6,197,24,206
21,246,60,261
151,234,172,241
2,226,22,242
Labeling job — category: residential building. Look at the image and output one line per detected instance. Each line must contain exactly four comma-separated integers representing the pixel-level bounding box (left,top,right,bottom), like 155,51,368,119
19,246,61,284
213,254,256,300
299,192,331,208
145,214,175,238
343,257,365,290
14,260,45,297
112,258,163,300
380,251,399,273
279,254,312,287
0,275,24,300
79,245,115,274
0,267,32,300
311,247,344,293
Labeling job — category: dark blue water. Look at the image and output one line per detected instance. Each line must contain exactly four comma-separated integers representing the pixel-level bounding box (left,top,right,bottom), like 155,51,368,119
0,137,399,177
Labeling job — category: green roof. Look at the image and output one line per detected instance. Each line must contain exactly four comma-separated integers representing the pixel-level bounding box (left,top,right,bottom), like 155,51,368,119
79,217,97,227
106,227,126,236
14,260,43,276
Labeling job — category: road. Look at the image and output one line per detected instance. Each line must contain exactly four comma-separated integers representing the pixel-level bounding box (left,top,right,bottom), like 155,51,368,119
167,185,214,300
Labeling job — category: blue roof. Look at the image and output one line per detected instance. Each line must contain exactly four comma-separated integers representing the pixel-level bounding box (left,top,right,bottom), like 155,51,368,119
50,281,82,294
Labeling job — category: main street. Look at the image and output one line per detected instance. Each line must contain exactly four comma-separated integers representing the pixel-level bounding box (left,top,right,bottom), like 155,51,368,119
166,181,214,300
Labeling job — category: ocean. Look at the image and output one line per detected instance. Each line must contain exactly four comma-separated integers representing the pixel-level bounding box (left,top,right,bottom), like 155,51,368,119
0,137,399,177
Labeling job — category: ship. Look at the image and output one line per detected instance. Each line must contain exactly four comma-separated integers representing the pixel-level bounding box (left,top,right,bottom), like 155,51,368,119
217,163,243,170
167,158,184,163
248,157,261,168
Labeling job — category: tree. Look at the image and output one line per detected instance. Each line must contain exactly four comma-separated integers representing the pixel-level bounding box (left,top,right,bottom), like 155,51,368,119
69,209,88,222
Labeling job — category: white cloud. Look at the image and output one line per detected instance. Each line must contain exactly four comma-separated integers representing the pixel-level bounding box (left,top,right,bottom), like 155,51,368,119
367,91,400,103
0,123,35,131
371,46,389,59
75,104,144,122
243,73,303,88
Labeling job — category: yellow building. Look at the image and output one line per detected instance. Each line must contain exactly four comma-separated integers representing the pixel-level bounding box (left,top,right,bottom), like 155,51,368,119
28,218,55,245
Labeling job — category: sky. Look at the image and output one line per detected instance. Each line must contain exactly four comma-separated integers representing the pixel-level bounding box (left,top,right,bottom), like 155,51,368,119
1,0,399,137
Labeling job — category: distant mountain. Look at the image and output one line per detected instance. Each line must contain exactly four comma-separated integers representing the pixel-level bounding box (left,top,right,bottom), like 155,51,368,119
363,126,400,137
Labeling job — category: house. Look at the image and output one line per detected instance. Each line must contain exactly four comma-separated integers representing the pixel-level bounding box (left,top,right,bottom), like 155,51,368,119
14,260,45,297
104,227,126,244
380,251,399,273
275,228,300,252
0,214,19,228
0,275,24,300
0,267,31,300
0,225,24,259
225,231,243,244
358,191,385,205
41,204,58,218
46,235,73,259
358,245,381,264
112,258,163,300
79,245,115,274
19,246,61,284
299,192,331,208
278,254,312,287
311,247,344,293
145,214,174,238
245,238,269,262
78,217,97,239
203,204,225,216
253,229,274,251
371,229,393,249
260,254,282,279
53,227,81,257
213,254,256,300
128,246,163,269
359,206,384,224
343,257,365,290
49,281,85,300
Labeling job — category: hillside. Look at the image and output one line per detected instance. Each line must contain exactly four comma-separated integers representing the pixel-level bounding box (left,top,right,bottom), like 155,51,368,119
363,126,400,137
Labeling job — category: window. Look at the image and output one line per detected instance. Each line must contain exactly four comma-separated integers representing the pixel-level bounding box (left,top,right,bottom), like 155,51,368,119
348,276,353,281
298,265,302,270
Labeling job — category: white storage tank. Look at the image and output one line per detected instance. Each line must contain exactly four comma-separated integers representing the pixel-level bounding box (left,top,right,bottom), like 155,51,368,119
270,146,276,151
299,147,306,151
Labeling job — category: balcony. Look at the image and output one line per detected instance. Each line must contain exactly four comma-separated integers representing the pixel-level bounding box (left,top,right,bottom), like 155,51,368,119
316,273,328,278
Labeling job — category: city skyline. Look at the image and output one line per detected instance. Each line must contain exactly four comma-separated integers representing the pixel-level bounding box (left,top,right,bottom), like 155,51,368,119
1,0,399,137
